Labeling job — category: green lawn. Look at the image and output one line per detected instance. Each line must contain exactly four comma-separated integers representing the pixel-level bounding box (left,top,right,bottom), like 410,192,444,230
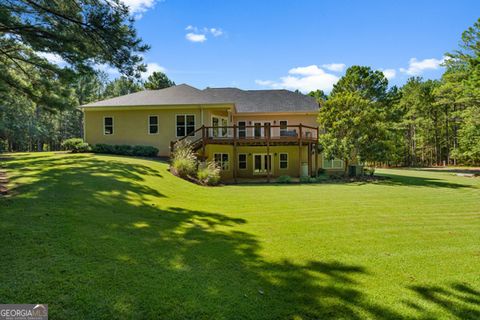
1,152,479,319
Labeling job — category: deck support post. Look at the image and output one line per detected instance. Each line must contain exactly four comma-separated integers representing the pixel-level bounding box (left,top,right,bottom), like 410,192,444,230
201,125,206,161
233,124,237,184
298,124,303,178
266,123,270,183
307,142,313,177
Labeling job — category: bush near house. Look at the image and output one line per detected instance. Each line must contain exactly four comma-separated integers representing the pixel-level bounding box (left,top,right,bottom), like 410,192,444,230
276,175,292,184
170,140,197,179
61,138,91,153
197,161,221,186
92,144,158,157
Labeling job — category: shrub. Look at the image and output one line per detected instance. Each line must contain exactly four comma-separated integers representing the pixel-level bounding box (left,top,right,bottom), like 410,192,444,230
92,144,113,154
364,167,375,176
197,161,221,186
92,144,158,157
317,168,326,175
316,173,329,182
299,176,311,183
61,138,91,153
114,144,134,156
276,175,292,184
132,145,158,157
171,140,197,178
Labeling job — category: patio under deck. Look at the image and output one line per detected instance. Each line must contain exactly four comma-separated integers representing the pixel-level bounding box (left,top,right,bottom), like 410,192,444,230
171,124,320,183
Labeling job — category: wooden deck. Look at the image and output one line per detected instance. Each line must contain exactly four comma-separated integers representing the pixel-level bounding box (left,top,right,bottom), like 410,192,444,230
204,135,317,146
171,124,320,183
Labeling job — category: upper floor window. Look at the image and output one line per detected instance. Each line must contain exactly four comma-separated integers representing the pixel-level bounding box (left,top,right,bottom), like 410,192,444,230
104,117,113,135
149,116,159,134
176,114,195,137
238,121,246,138
279,120,288,136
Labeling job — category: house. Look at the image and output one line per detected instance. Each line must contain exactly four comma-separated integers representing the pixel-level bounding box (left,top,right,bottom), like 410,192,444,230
80,84,344,181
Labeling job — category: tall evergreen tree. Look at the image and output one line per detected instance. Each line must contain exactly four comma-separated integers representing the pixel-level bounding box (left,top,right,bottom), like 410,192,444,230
144,72,175,90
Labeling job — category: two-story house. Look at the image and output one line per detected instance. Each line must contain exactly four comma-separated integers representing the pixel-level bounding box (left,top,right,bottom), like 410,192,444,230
80,84,344,181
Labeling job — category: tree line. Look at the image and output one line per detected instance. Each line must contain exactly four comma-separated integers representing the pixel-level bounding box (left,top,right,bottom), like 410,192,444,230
0,0,174,152
0,72,174,152
314,18,480,167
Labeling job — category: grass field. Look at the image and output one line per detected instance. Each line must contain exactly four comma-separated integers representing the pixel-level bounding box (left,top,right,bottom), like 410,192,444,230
0,152,479,319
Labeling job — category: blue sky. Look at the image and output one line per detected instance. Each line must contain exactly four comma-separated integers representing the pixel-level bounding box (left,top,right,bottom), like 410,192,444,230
123,0,479,92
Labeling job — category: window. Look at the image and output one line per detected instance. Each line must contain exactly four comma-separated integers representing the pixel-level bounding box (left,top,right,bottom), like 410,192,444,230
176,114,195,137
254,122,262,137
214,153,229,170
238,121,246,138
148,116,159,134
280,120,288,136
104,117,113,135
238,154,247,170
279,153,288,169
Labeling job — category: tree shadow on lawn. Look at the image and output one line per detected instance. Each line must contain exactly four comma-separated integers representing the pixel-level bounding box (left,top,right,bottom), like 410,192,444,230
374,171,476,189
4,153,163,186
0,155,479,319
412,168,480,175
405,283,480,319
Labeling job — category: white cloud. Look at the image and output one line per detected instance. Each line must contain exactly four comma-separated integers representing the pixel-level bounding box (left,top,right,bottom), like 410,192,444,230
255,64,340,93
381,69,396,80
289,65,325,76
95,63,120,77
184,25,224,42
399,57,445,76
37,52,65,65
210,28,223,37
121,0,156,17
321,63,346,72
186,33,207,43
255,80,275,86
141,62,166,79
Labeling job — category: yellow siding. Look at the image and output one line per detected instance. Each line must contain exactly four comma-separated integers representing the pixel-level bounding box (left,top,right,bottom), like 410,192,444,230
83,105,232,156
205,145,312,179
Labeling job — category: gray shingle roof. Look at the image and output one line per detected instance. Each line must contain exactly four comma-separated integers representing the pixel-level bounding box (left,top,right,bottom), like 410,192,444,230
82,84,319,113
203,87,318,113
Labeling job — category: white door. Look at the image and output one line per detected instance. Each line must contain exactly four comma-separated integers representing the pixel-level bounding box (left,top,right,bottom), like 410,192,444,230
253,122,270,138
212,116,228,137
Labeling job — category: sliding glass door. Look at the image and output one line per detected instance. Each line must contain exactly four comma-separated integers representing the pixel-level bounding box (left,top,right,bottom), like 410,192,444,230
253,154,272,175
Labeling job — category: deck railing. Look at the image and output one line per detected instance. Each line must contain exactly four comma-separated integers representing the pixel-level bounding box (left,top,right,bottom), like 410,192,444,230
171,124,319,152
